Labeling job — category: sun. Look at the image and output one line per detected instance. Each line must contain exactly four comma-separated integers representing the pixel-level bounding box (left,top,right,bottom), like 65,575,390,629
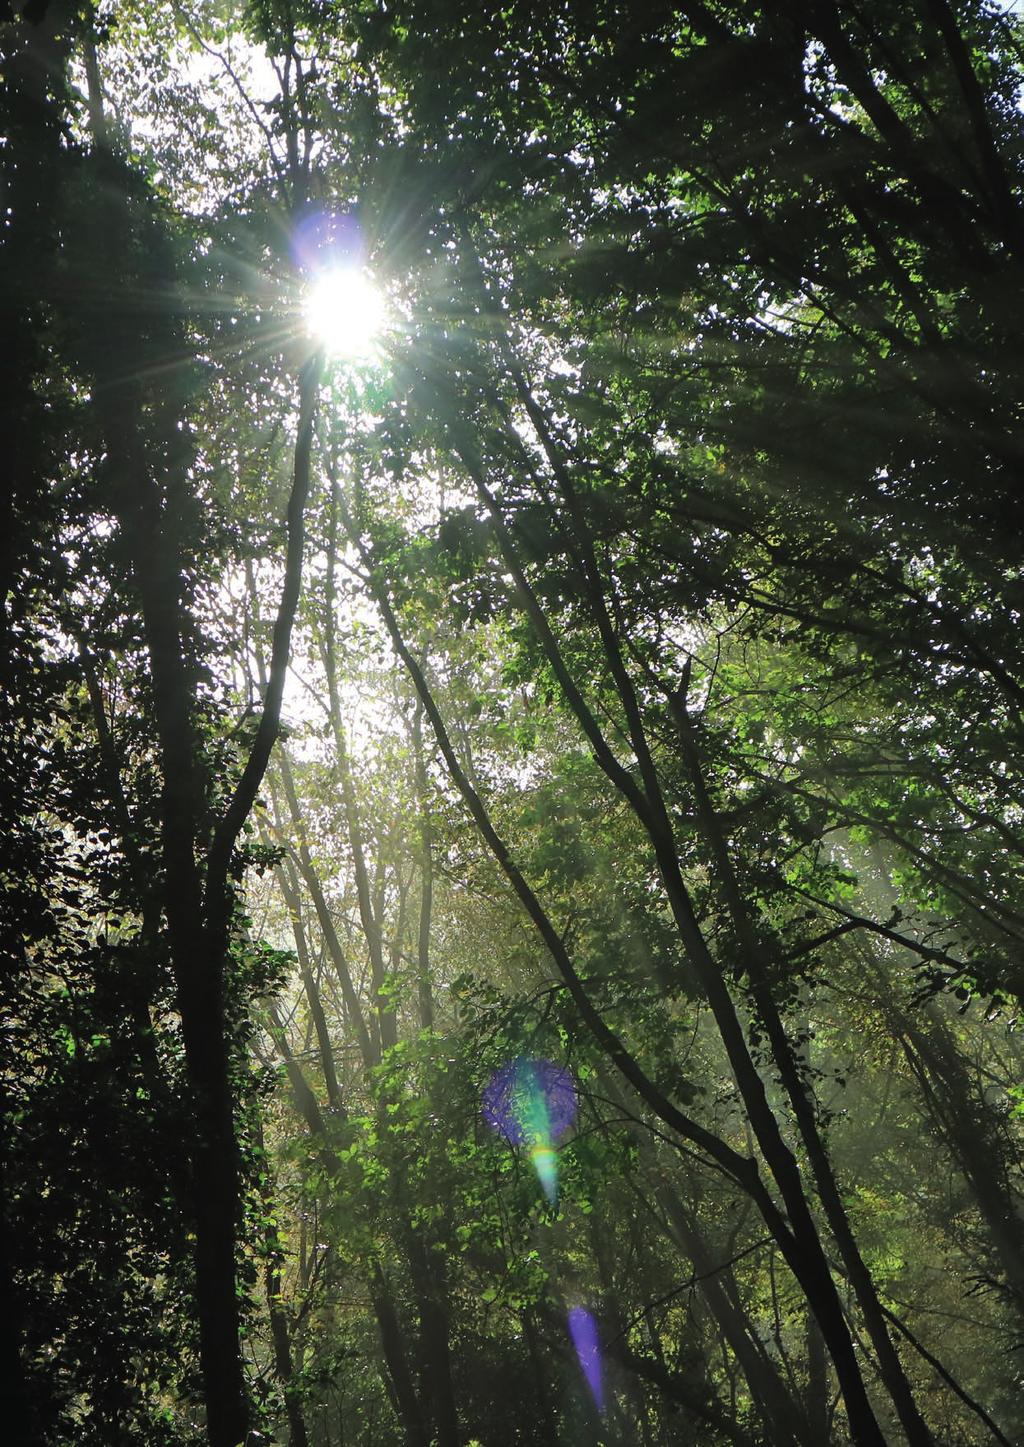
304,266,386,360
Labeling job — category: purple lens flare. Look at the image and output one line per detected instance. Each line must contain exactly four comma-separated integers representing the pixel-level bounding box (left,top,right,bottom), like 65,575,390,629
568,1307,605,1414
481,1057,577,1146
292,209,365,273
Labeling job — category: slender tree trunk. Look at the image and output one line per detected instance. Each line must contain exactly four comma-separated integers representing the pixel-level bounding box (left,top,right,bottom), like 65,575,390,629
272,848,343,1111
806,1311,830,1443
404,1229,460,1447
258,1123,311,1447
412,701,436,1030
322,522,396,1055
522,1311,560,1441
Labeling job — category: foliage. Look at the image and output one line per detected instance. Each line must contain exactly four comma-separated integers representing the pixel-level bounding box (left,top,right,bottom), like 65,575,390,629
5,2,1024,1445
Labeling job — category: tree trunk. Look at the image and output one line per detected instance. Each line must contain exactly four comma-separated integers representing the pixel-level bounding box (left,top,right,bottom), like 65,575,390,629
372,1271,430,1447
405,1229,460,1447
412,701,436,1031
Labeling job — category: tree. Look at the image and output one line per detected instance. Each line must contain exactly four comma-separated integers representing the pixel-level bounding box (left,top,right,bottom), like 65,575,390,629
5,1,1024,1443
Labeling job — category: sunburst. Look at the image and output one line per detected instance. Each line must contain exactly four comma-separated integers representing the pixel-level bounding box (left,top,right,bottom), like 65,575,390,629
304,266,387,360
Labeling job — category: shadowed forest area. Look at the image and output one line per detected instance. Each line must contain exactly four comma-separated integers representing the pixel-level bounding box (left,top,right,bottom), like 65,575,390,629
5,2,1024,1443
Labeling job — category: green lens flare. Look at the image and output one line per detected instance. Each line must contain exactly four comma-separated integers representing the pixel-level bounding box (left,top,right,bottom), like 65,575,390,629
530,1144,558,1204
482,1058,578,1204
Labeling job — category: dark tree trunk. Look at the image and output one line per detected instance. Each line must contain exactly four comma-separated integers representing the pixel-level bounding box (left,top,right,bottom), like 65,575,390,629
412,701,436,1031
0,1155,34,1447
372,1272,430,1447
406,1231,460,1447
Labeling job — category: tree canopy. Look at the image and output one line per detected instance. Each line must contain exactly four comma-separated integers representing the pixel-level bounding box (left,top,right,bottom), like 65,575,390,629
3,2,1024,1444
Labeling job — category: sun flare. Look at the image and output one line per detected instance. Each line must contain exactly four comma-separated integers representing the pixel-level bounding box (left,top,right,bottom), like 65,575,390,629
304,266,386,360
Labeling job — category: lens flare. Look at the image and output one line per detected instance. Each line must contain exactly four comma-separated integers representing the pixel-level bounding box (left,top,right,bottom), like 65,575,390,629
530,1145,558,1204
482,1057,577,1203
568,1307,605,1414
292,209,363,272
